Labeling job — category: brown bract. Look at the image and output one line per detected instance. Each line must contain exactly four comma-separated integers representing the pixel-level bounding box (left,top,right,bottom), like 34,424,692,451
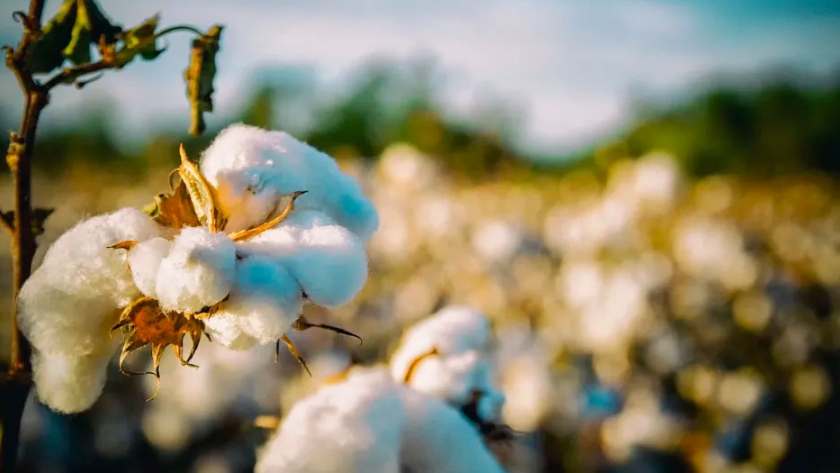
108,143,360,398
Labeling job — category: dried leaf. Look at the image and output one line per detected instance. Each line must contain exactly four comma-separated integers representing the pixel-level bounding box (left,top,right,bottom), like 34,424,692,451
402,346,440,383
178,143,225,232
26,0,78,73
291,314,362,346
113,14,163,67
149,179,201,230
63,0,121,66
112,296,206,400
108,240,138,251
254,415,282,430
277,334,311,376
185,25,223,135
228,191,307,241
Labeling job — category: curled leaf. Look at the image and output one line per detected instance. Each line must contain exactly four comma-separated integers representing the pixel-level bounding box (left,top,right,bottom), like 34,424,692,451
63,0,121,66
178,144,225,232
185,25,223,135
113,14,164,67
278,333,312,377
25,0,78,73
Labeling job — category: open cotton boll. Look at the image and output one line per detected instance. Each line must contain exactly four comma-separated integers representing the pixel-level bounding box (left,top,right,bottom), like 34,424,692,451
255,367,405,473
19,208,163,357
127,237,171,298
199,124,379,241
390,305,492,383
399,387,505,473
256,366,504,473
205,255,303,347
30,339,118,414
236,210,369,307
402,351,506,424
405,350,484,403
155,226,236,314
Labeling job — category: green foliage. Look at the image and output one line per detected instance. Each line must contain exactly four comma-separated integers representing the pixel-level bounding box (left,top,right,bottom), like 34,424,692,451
114,15,165,66
620,77,840,178
26,0,120,73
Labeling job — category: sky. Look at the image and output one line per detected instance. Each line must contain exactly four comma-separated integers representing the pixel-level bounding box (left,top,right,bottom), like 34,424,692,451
1,0,840,156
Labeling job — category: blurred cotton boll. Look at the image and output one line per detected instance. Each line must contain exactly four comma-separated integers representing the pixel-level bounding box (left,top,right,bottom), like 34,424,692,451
256,366,504,473
389,305,507,427
376,143,441,192
471,219,524,264
142,341,281,451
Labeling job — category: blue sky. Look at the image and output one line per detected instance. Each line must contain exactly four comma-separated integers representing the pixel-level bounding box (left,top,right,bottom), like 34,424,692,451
2,0,839,155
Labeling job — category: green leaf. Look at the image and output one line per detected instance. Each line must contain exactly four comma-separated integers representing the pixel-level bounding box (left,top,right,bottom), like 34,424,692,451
185,25,223,135
63,0,93,65
25,0,78,73
114,15,163,67
85,0,121,45
0,208,55,237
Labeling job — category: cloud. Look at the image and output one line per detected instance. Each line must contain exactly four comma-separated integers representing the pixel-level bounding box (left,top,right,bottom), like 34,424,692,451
1,0,839,154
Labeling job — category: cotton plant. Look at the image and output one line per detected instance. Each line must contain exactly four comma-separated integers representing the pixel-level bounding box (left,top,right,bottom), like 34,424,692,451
18,123,378,413
254,366,505,473
389,305,509,439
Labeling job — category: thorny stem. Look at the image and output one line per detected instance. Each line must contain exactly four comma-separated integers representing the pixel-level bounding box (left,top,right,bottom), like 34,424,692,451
1,2,44,472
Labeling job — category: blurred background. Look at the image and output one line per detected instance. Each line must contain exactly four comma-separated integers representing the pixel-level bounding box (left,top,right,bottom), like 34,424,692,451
2,0,840,472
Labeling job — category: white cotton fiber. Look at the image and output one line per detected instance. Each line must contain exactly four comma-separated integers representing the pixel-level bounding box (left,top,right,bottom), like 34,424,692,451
399,387,505,473
30,339,119,414
199,124,379,241
255,367,405,473
389,306,506,424
200,313,259,350
204,255,303,347
255,366,505,473
236,210,369,307
390,305,492,383
19,208,163,357
127,237,171,298
155,226,236,314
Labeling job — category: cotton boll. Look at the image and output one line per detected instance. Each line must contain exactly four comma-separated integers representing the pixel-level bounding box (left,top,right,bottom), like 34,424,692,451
390,306,492,383
127,237,171,298
399,387,505,473
19,208,163,357
30,339,118,414
205,256,303,346
155,227,236,314
255,367,405,473
236,210,369,307
199,124,379,241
